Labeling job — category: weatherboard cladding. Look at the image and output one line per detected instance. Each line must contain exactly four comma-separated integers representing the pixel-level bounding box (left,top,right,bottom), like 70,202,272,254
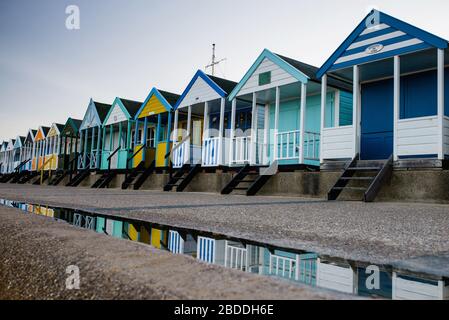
104,98,143,126
81,101,100,130
237,57,298,97
7,139,15,150
47,123,64,137
104,100,128,126
317,10,449,77
138,88,179,118
177,75,224,109
14,136,25,148
62,118,82,137
230,49,351,101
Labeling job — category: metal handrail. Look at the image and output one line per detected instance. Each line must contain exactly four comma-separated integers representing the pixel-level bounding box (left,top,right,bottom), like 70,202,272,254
165,134,190,160
127,145,145,165
39,157,53,185
107,146,121,171
67,152,79,171
125,145,145,180
67,152,79,181
15,159,30,172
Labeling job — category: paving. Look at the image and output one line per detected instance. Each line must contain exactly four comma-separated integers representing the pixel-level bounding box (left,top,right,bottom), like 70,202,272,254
0,206,347,300
1,184,449,277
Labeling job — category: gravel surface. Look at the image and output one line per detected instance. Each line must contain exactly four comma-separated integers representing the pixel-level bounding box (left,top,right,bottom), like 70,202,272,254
1,184,449,275
0,206,347,300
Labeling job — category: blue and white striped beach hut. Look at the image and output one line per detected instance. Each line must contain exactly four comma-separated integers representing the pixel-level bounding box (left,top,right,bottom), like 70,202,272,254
317,10,449,163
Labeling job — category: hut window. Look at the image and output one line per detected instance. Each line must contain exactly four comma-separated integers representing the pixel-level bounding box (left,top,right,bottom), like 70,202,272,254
259,71,271,86
400,69,438,119
146,127,155,148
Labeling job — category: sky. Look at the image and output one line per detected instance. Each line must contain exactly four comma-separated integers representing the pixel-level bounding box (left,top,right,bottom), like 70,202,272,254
1,0,449,140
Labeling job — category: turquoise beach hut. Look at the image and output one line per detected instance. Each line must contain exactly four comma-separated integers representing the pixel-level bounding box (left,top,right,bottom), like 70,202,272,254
227,49,352,168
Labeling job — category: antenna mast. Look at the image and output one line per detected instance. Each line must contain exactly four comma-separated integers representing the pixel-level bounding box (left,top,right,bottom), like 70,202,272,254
205,44,226,76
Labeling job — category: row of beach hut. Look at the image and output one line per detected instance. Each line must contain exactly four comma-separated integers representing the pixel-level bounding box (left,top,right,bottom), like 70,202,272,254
1,10,448,198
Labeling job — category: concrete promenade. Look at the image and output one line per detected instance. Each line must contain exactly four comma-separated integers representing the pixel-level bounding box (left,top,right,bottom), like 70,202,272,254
1,184,449,277
1,205,347,299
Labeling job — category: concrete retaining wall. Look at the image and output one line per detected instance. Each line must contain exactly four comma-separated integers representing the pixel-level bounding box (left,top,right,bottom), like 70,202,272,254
37,169,449,203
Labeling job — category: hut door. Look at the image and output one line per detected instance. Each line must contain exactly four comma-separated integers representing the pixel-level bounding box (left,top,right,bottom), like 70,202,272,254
360,79,394,160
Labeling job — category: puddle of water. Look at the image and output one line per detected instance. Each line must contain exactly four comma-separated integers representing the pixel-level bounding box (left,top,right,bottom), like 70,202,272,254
1,198,448,300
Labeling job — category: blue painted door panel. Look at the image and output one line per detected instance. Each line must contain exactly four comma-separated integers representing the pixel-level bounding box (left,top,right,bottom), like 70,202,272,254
361,79,394,160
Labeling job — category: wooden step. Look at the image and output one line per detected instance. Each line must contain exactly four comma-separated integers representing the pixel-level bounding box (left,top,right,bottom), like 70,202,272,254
339,177,374,181
346,167,381,171
332,187,367,191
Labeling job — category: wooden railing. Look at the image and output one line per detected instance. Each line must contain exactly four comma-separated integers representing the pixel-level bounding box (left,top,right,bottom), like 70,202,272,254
275,130,320,162
269,254,296,279
202,137,220,167
224,242,248,271
171,134,191,169
232,136,251,164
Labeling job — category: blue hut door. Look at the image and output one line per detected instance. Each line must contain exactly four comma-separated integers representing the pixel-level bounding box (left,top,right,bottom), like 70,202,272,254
360,79,394,160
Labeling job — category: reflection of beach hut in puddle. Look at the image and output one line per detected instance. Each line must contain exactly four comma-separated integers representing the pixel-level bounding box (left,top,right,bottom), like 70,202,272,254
149,227,168,249
168,230,197,255
73,212,96,230
33,205,55,218
357,266,392,299
98,217,125,238
392,271,449,300
316,258,358,294
223,240,264,273
265,249,317,285
197,236,226,265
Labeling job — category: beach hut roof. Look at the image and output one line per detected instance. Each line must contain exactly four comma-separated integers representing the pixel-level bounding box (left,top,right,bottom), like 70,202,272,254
94,101,112,122
174,70,237,110
228,48,351,100
14,136,25,148
157,90,180,107
119,98,144,118
136,88,180,119
316,10,449,78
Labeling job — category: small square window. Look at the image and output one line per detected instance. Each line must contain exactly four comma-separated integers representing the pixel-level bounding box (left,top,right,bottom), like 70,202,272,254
259,71,271,86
